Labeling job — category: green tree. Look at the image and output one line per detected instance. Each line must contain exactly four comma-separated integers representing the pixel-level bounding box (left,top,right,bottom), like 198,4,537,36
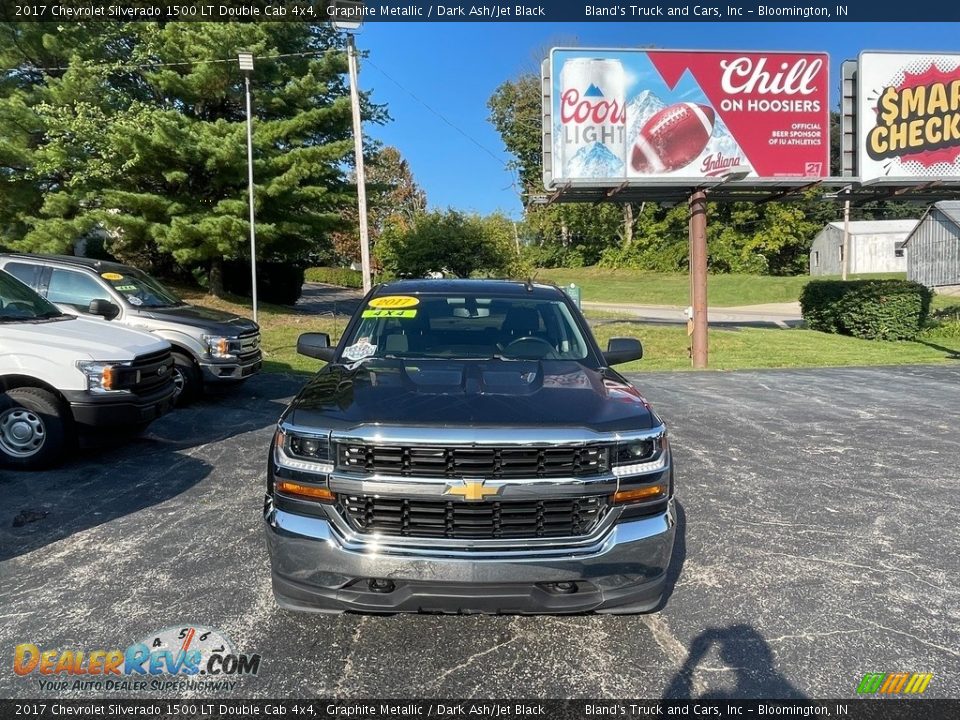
0,22,385,293
376,209,521,279
332,145,426,265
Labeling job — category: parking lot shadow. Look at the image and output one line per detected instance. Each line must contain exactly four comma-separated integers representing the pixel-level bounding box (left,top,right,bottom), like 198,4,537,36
654,499,686,611
0,453,213,562
0,374,302,562
662,625,806,699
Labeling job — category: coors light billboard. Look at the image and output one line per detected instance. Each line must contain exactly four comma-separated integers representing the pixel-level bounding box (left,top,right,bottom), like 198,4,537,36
548,48,830,185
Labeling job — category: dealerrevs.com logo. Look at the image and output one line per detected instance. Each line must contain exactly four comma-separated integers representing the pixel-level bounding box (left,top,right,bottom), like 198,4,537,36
14,625,261,693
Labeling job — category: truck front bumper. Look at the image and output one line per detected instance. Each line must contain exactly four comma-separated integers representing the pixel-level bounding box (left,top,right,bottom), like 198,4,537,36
199,352,262,384
263,497,675,614
64,383,176,429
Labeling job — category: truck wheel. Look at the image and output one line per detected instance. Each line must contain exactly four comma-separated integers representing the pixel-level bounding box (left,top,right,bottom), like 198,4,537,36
171,352,201,405
0,388,69,470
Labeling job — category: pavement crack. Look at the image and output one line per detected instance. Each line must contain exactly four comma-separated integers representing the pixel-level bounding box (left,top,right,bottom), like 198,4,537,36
334,616,368,698
756,550,957,595
766,629,865,643
433,624,520,689
841,615,960,658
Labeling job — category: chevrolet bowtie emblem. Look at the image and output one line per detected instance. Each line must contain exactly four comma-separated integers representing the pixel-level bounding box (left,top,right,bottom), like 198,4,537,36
444,480,501,502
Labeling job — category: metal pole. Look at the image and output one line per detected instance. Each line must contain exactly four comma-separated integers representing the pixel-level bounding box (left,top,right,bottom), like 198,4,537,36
841,199,851,281
244,73,258,323
689,190,708,369
347,34,372,294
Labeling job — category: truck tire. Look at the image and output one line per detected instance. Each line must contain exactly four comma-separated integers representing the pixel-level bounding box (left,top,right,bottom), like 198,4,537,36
0,387,69,470
171,352,201,406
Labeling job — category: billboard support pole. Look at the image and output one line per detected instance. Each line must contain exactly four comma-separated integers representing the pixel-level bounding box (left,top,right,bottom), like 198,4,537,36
689,190,708,369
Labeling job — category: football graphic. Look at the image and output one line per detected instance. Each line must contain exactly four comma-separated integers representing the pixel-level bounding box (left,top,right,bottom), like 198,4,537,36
630,103,716,173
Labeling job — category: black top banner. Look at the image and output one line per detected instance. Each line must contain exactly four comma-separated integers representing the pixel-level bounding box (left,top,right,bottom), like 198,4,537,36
4,0,960,23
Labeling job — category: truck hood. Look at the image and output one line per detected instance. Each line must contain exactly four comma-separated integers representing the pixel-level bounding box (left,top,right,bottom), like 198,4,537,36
1,316,168,361
131,304,258,335
284,358,658,434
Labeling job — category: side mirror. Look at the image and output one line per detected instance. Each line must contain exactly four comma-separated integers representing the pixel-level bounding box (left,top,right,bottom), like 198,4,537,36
603,337,643,366
88,298,120,320
297,332,336,362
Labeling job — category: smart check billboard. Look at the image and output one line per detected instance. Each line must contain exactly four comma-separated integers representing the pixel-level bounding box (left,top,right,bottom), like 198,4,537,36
858,51,960,182
545,49,830,187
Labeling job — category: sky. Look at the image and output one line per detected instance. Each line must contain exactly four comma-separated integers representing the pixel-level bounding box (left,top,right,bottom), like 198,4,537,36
356,21,960,218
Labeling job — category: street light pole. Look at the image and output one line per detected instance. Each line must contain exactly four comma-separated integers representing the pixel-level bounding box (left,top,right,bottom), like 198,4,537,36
346,34,372,294
238,52,258,324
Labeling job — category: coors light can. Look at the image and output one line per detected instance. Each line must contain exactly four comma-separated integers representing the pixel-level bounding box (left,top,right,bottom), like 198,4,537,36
559,57,627,179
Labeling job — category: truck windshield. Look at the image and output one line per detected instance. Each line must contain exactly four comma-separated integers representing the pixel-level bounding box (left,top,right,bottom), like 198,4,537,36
0,270,64,322
101,267,183,308
341,295,591,362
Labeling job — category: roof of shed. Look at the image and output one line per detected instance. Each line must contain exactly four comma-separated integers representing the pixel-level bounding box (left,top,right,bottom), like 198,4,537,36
933,201,960,228
826,220,919,235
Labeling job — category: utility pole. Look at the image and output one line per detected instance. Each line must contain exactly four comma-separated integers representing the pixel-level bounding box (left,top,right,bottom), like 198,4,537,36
238,52,258,323
841,199,851,280
346,34,372,294
689,190,709,369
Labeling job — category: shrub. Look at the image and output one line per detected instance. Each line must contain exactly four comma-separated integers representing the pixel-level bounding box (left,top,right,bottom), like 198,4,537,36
305,266,364,288
925,304,960,339
800,280,933,341
222,260,305,305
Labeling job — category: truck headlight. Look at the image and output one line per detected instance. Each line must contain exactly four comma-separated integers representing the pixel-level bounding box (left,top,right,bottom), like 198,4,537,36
612,431,668,477
76,361,128,393
203,335,238,359
274,427,334,474
272,427,335,502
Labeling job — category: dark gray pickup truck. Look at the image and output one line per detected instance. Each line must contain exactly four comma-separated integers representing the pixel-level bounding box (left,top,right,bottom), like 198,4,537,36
264,279,675,614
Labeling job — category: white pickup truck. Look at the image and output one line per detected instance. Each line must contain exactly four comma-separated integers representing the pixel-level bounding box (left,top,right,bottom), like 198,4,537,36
0,269,176,470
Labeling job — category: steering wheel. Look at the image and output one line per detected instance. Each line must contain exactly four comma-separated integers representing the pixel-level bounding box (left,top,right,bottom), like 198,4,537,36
502,336,558,359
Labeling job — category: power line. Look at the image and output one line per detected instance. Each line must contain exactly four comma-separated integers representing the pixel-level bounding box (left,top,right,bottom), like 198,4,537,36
362,55,510,171
12,48,330,74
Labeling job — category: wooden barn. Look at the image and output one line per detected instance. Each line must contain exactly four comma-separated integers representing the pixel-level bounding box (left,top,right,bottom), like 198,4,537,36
903,201,960,291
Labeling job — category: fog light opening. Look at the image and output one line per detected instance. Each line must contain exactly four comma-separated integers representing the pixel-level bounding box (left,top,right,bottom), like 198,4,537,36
545,581,577,595
368,578,395,594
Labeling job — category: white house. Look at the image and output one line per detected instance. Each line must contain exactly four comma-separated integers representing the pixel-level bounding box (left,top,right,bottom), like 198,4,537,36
809,219,919,276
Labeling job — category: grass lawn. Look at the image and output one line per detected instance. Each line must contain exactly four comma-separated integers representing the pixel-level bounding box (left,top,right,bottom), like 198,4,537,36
173,285,345,375
536,267,909,307
589,320,960,372
177,285,960,376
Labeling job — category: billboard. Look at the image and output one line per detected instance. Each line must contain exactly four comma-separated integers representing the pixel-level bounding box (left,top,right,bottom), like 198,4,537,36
858,51,960,182
545,49,830,187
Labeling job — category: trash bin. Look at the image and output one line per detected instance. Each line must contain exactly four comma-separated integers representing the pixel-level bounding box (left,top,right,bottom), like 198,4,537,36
563,283,581,308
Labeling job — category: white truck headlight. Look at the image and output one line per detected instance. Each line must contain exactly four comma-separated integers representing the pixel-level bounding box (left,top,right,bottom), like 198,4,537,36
76,361,129,394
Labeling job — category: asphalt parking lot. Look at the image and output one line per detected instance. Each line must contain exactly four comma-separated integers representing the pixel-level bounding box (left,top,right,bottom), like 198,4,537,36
2,365,958,699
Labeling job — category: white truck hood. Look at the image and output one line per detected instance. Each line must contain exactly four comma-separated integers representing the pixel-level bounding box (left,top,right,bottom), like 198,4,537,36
1,315,168,361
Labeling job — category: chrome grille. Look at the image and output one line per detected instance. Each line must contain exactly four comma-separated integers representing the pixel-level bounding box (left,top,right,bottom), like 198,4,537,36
338,495,607,539
237,330,261,361
337,444,609,478
126,349,173,394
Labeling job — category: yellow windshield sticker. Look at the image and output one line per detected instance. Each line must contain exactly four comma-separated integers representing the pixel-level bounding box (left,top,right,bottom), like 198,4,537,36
101,272,124,281
362,309,417,319
368,295,419,309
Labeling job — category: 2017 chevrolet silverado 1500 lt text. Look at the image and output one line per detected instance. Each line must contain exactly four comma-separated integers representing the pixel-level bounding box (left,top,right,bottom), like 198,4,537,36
264,279,675,614
0,254,261,404
0,269,176,469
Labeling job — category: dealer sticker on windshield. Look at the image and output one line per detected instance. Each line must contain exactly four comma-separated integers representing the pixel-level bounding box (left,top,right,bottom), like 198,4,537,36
362,309,417,319
101,272,124,281
368,295,419,309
